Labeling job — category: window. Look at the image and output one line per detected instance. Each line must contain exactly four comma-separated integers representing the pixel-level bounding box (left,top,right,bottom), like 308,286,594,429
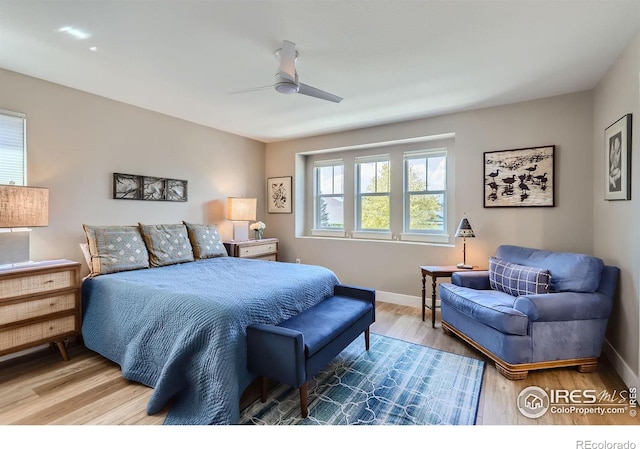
404,150,447,234
314,160,344,230
0,109,26,186
356,155,390,231
302,134,453,243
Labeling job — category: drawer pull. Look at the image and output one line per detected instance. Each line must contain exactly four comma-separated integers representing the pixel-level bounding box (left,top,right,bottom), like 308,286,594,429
44,280,54,284
49,326,54,331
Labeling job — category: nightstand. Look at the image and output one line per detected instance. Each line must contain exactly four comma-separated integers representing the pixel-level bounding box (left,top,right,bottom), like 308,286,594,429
224,238,278,261
0,259,82,361
420,265,486,328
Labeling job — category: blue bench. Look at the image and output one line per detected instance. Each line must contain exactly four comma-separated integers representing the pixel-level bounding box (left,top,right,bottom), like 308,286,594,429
246,284,376,417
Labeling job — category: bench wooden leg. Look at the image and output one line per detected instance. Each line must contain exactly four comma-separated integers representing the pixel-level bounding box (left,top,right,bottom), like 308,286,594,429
260,376,267,403
365,327,370,350
300,382,309,418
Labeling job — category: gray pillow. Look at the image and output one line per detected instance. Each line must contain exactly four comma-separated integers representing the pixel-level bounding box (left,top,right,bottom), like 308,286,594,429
489,256,551,296
83,224,150,276
138,223,195,267
183,222,228,259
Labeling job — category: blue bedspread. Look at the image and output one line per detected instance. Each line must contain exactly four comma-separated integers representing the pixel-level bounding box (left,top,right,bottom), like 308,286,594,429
81,257,339,425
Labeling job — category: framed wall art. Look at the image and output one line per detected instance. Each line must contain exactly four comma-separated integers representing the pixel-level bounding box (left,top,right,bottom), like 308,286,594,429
604,114,632,201
483,145,555,208
267,176,292,213
113,173,187,202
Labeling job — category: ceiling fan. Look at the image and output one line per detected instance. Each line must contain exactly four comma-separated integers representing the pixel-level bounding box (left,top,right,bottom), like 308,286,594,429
235,40,343,103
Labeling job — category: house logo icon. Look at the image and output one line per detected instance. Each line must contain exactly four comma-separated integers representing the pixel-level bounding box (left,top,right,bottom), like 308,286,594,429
517,386,550,418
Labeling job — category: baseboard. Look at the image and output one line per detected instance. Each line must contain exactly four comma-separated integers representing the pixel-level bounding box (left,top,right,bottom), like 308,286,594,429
376,290,421,308
0,344,48,363
602,338,639,390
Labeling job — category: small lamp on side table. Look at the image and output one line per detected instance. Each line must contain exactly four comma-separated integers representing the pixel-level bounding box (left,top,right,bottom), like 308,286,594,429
227,197,257,241
455,216,475,269
0,184,49,266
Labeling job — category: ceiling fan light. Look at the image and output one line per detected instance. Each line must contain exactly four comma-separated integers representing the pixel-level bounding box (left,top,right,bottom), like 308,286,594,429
275,81,298,94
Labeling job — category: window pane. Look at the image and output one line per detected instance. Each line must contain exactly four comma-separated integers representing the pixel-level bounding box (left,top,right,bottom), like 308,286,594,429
333,165,343,194
0,112,25,185
359,162,376,193
319,166,335,195
407,158,426,191
427,156,446,191
360,195,390,230
320,197,344,228
409,194,444,231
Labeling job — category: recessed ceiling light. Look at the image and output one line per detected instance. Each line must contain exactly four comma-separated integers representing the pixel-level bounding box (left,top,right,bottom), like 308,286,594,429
57,26,90,40
89,47,98,52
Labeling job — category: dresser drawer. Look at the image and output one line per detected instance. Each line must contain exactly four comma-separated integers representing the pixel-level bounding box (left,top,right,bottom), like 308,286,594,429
0,293,77,326
0,315,76,352
254,254,277,262
239,242,277,258
0,269,76,300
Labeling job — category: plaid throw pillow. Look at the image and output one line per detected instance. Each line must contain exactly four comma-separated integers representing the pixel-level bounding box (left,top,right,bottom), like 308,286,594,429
489,256,551,296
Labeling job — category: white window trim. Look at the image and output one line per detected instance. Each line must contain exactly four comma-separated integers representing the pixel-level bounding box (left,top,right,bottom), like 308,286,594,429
351,230,393,241
310,229,346,238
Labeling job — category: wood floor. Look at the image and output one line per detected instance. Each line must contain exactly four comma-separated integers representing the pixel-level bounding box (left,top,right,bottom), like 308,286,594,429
0,301,636,425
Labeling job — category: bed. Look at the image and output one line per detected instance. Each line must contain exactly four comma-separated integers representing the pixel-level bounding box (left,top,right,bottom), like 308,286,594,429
80,223,339,425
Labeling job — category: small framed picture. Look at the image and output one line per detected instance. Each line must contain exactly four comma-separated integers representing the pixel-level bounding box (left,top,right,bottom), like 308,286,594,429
113,173,142,199
166,179,188,202
267,176,292,213
143,177,166,201
604,114,632,201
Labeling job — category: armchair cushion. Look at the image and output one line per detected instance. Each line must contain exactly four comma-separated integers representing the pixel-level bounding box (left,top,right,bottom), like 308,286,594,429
489,256,551,296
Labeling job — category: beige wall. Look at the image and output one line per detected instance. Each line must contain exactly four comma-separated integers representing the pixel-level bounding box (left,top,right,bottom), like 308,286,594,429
593,30,640,387
266,91,595,299
0,68,266,276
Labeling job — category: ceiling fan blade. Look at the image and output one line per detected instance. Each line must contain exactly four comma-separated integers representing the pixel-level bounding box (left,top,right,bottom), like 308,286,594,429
228,85,274,94
279,40,297,82
298,83,343,103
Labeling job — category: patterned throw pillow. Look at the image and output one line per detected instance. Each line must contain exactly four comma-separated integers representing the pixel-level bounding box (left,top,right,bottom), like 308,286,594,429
83,225,150,277
183,222,228,259
489,256,551,296
138,223,195,267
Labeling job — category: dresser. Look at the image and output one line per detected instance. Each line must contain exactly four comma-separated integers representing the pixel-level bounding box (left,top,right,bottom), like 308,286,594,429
0,259,82,361
224,238,278,261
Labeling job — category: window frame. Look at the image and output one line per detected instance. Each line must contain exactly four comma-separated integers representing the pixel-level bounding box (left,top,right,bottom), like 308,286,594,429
313,159,345,233
403,149,448,235
355,154,391,234
0,109,27,186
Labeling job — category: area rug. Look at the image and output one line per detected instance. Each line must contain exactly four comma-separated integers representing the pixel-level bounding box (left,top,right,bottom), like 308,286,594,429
239,333,485,425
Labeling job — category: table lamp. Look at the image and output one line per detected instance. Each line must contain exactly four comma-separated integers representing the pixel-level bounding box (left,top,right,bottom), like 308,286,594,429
455,216,475,269
227,197,257,241
0,184,49,265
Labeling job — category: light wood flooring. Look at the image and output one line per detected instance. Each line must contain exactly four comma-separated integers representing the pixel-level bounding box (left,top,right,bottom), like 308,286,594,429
0,301,637,425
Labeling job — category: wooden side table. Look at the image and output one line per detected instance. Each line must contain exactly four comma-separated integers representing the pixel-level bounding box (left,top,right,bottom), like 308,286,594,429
224,238,278,261
0,259,82,361
420,265,486,328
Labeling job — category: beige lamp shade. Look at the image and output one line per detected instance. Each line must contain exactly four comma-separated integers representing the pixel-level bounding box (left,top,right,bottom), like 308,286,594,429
0,185,49,227
227,197,257,221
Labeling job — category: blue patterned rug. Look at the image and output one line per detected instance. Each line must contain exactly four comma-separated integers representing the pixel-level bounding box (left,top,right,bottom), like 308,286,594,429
239,333,485,425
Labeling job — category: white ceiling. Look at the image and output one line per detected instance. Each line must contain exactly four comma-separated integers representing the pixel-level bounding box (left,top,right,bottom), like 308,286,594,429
1,1,639,143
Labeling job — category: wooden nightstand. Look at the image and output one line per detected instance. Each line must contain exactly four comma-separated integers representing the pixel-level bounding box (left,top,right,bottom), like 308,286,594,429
0,259,82,361
224,238,278,261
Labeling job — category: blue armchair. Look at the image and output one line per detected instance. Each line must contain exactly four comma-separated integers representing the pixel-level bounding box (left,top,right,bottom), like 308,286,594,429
439,245,619,380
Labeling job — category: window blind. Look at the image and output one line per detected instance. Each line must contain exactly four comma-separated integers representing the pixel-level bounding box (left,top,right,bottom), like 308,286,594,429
0,110,26,186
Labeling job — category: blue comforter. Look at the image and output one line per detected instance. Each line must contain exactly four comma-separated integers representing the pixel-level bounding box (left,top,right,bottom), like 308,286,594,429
81,257,339,425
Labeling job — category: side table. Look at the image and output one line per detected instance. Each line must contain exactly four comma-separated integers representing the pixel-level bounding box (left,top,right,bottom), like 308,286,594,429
420,265,486,328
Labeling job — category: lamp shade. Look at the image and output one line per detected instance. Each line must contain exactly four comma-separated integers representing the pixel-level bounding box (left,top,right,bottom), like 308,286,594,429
455,217,475,238
227,197,257,221
0,185,49,227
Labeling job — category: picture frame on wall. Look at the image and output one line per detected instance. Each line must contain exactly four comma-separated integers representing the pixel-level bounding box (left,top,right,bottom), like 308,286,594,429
113,173,188,202
267,176,292,213
483,145,555,208
604,114,632,201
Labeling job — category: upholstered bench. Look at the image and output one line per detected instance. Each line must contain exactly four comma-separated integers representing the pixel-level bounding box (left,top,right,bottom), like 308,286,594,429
246,284,375,417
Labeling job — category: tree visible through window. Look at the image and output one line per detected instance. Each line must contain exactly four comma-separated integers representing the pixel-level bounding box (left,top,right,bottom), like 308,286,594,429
357,157,390,230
